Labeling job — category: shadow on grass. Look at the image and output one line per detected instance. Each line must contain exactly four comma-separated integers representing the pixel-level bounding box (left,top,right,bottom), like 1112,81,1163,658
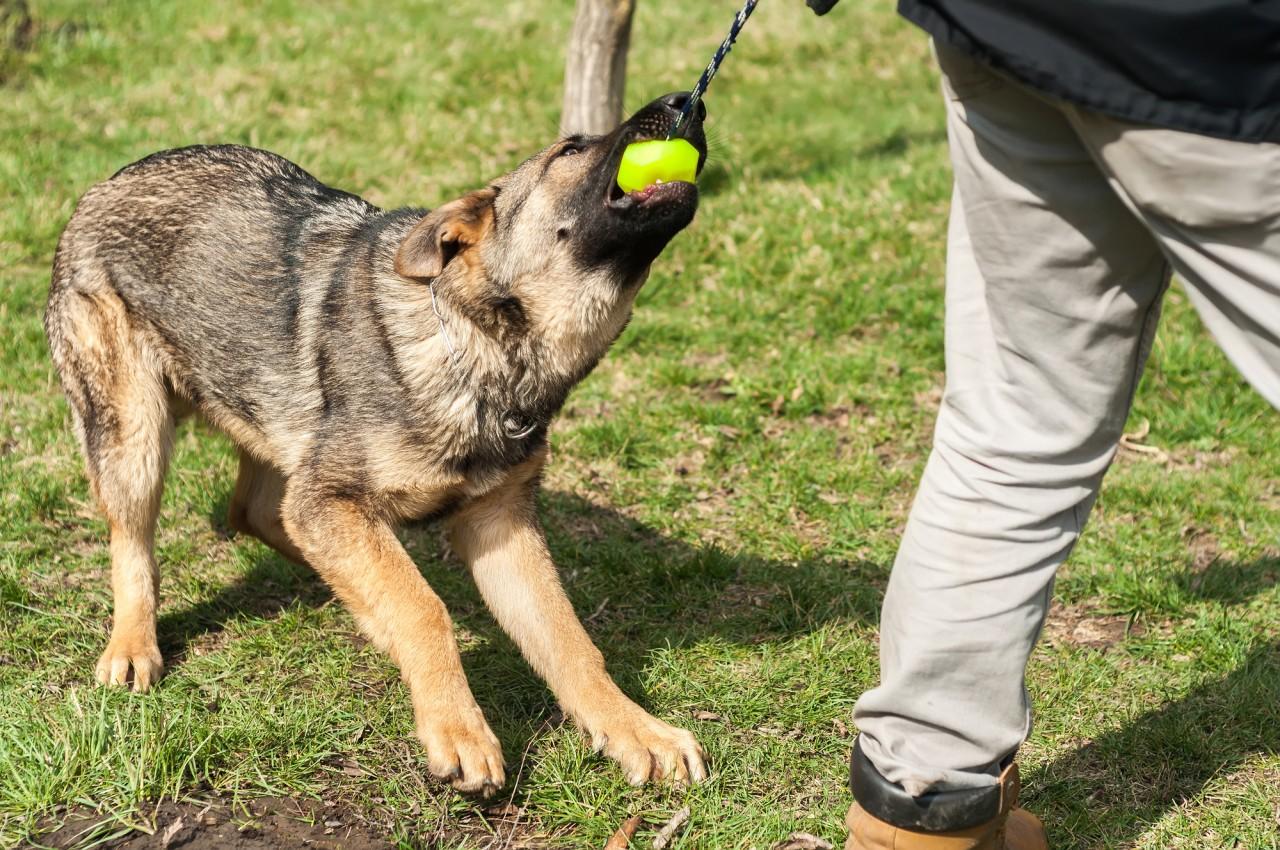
1176,555,1279,606
456,489,886,704
153,488,882,782
1028,638,1280,847
154,489,332,663
161,486,1276,844
155,554,332,664
167,487,885,689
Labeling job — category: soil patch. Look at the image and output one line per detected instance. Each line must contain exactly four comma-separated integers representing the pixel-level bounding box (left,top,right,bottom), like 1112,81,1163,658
36,794,556,850
38,797,393,850
1042,601,1145,650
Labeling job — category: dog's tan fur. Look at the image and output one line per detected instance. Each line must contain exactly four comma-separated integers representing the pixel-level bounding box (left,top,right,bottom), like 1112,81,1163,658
46,95,709,792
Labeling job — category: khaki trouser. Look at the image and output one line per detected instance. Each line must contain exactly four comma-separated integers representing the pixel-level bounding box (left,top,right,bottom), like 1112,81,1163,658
852,43,1280,796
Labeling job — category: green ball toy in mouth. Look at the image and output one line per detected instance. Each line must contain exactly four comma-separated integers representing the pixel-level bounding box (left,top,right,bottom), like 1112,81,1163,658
615,138,700,195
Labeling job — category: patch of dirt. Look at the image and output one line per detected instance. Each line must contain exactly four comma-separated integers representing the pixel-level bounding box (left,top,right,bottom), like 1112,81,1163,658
719,580,784,613
39,797,392,850
691,376,738,403
1042,601,1145,650
1181,525,1222,576
38,795,555,850
804,404,866,433
669,448,706,479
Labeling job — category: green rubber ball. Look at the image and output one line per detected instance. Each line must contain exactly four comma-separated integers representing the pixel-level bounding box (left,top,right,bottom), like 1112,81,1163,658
616,139,700,194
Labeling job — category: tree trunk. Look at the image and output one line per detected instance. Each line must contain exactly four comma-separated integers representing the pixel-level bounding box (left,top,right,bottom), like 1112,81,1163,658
561,0,636,136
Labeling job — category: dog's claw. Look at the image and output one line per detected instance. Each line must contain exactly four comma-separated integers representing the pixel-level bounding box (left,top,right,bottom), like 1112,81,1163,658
95,635,163,692
417,707,506,794
582,703,708,787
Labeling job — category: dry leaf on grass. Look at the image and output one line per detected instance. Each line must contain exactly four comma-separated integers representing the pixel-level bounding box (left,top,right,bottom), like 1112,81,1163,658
604,814,644,849
652,807,690,850
159,816,187,848
483,801,523,818
1118,419,1171,464
771,832,834,850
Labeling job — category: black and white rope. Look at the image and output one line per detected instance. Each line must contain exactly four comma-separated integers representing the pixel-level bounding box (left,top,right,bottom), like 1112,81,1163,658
668,0,760,139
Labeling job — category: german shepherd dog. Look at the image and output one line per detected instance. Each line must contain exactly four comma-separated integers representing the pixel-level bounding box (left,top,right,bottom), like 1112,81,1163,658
45,93,709,793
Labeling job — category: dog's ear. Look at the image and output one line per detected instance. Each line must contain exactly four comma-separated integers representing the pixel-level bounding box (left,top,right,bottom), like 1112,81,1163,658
395,188,496,281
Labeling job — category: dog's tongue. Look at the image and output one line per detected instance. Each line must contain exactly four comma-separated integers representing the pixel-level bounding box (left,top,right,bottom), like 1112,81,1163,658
616,139,699,194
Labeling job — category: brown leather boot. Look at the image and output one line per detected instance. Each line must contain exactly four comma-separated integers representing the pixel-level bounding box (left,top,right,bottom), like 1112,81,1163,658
844,739,1047,850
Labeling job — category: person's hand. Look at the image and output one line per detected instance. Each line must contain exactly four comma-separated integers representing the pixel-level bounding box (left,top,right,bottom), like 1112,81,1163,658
806,0,839,14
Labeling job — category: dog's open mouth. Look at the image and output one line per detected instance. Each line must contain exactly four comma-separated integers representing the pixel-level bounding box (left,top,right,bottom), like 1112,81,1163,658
604,128,704,213
606,178,696,211
596,91,707,220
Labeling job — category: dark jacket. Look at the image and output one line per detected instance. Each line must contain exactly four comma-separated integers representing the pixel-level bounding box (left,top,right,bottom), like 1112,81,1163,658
899,0,1280,142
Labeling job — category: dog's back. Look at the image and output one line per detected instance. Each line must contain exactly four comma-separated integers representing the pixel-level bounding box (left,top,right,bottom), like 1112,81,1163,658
47,145,423,468
50,143,376,374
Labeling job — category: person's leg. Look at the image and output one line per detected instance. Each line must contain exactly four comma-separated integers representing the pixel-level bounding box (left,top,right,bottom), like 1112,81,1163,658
1064,109,1280,406
852,43,1170,810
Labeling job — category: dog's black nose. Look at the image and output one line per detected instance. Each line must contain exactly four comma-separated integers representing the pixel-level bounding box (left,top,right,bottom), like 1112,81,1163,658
660,91,707,122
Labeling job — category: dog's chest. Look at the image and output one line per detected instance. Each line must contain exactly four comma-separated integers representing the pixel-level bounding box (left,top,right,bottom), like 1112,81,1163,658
383,474,508,524
366,422,543,523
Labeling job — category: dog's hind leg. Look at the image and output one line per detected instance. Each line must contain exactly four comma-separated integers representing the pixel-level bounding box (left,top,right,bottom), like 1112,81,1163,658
228,452,305,564
46,277,172,692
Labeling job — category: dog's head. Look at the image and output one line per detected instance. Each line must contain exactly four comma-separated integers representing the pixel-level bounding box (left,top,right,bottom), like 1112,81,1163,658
394,93,708,357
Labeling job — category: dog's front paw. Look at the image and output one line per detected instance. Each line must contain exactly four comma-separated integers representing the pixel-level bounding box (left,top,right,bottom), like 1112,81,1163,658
585,702,708,786
95,632,163,692
416,703,505,796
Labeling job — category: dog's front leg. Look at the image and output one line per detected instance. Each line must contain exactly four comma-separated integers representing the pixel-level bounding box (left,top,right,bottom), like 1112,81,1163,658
449,472,707,786
281,488,505,794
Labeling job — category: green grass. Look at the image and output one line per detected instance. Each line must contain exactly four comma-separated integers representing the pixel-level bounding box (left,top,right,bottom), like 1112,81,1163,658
2,1,1278,847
